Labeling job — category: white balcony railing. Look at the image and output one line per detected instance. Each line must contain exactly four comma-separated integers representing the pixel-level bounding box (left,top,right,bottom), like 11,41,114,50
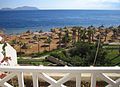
0,66,120,87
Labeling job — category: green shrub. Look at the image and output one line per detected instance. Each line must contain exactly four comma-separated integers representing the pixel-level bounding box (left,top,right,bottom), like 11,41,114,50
50,42,111,66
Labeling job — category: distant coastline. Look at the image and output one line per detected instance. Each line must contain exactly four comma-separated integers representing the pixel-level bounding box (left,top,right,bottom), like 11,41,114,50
0,6,39,11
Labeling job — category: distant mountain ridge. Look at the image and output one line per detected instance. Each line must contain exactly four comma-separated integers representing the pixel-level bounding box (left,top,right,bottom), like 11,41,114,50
1,6,39,10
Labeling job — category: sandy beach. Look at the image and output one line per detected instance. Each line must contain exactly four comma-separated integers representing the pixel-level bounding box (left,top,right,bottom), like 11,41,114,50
0,26,119,55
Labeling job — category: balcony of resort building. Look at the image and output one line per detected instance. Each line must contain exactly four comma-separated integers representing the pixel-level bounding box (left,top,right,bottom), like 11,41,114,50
0,66,120,87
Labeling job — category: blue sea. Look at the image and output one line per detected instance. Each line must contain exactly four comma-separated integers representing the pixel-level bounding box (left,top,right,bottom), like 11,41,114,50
0,10,120,34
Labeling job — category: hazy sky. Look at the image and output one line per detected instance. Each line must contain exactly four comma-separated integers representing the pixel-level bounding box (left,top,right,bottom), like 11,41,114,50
0,0,120,10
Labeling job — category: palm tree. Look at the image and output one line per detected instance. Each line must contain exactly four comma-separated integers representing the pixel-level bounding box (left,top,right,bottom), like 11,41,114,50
50,28,55,33
46,36,52,51
26,30,31,33
87,29,92,43
72,28,77,44
114,26,119,36
21,43,29,53
10,39,17,48
98,25,105,43
77,28,80,42
92,28,96,42
104,28,108,42
17,41,23,57
58,28,62,48
38,37,41,52
98,25,104,36
98,25,104,30
33,35,41,53
112,26,116,36
88,25,96,42
62,30,71,47
77,26,83,42
111,27,118,40
87,25,95,43
39,30,43,33
81,28,86,42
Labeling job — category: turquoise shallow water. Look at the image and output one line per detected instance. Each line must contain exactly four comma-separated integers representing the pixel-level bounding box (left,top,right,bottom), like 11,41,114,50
0,10,120,34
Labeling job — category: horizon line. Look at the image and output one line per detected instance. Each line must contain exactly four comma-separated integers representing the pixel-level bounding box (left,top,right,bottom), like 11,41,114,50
0,6,120,10
0,9,120,11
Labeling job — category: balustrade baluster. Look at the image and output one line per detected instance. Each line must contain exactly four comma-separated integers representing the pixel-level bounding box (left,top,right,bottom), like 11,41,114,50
32,73,39,87
76,73,81,87
91,73,96,87
17,72,24,87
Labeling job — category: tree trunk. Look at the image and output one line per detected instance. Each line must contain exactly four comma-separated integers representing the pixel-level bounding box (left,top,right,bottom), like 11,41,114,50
58,33,62,48
49,44,50,51
38,41,40,53
88,34,91,43
92,33,94,42
104,34,107,42
78,29,80,42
